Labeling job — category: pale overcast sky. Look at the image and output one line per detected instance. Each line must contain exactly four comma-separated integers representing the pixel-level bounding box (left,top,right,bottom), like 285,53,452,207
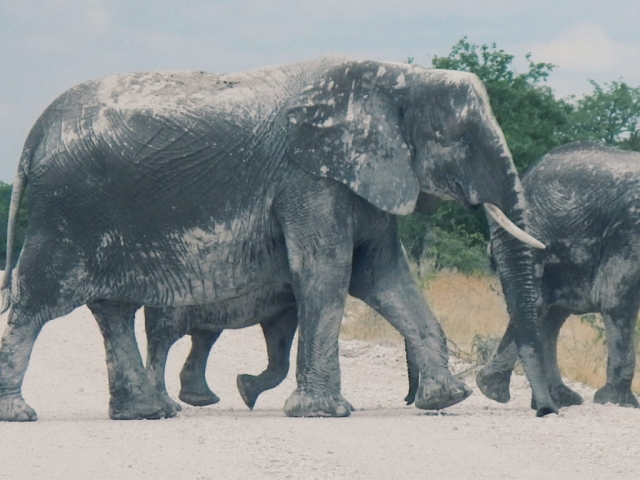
1,0,639,182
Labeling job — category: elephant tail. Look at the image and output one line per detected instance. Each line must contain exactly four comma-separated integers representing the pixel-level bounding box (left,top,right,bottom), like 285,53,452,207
0,156,30,314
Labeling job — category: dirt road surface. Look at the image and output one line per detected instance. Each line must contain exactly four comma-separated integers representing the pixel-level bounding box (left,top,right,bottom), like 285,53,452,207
1,307,639,480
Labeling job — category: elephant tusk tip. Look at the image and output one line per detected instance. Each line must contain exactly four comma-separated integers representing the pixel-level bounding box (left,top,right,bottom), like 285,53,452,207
532,240,546,250
483,203,546,250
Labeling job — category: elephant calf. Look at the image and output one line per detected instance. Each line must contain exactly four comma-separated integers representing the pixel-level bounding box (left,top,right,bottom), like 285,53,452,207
478,142,640,408
145,285,298,411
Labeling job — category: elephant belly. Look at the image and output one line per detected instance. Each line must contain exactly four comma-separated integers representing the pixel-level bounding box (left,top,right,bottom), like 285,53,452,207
541,261,596,314
180,283,296,331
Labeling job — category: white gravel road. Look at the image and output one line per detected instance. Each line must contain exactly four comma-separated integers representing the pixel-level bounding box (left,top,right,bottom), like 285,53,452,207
1,306,639,480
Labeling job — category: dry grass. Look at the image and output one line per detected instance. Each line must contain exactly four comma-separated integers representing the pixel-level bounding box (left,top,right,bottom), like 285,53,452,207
340,271,640,393
341,297,405,346
423,272,508,360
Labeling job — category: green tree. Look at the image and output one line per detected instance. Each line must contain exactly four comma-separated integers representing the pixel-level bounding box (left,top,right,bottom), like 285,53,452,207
430,37,574,172
568,80,640,151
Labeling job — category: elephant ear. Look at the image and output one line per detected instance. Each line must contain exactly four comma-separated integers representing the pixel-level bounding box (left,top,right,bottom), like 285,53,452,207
286,61,419,215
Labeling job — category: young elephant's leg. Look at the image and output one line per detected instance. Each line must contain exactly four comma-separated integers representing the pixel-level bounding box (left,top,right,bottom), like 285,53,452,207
477,306,581,408
594,304,640,408
178,329,222,407
535,306,582,409
88,300,177,420
349,230,471,411
237,307,298,409
593,254,640,408
144,306,189,411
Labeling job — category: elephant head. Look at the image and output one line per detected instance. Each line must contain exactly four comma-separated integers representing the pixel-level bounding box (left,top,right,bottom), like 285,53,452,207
286,60,556,415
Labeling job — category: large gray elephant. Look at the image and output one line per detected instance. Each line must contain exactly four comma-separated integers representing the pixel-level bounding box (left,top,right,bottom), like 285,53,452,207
0,55,555,421
477,142,640,408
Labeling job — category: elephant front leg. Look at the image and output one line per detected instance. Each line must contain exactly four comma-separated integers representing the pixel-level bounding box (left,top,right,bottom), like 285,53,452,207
88,300,178,420
478,307,582,409
179,329,222,407
283,266,354,417
277,184,355,417
350,235,471,411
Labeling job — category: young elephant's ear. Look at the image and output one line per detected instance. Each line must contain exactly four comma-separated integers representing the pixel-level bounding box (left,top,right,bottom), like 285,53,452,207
286,61,419,215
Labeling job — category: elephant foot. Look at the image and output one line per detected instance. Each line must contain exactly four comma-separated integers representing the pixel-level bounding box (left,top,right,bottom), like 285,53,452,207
414,375,472,411
284,389,354,417
0,394,37,422
475,366,511,403
520,387,558,417
534,384,582,409
178,384,220,407
237,374,265,410
404,388,417,406
594,384,639,408
551,384,583,408
158,390,182,412
109,388,178,420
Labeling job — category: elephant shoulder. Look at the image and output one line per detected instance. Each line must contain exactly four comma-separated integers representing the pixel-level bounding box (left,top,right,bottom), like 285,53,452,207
285,59,420,215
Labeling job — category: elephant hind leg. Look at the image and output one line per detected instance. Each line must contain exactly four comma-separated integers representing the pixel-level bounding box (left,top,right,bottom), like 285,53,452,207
349,234,471,411
144,306,188,412
178,329,222,407
592,256,640,408
0,262,79,422
0,309,45,421
594,304,640,408
88,300,178,420
237,307,298,409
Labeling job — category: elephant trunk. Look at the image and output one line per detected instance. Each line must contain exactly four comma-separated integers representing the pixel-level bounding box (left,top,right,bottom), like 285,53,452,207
488,173,557,416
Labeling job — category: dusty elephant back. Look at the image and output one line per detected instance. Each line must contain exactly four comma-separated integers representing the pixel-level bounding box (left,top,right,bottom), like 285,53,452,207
26,57,347,179
14,57,348,308
523,142,640,241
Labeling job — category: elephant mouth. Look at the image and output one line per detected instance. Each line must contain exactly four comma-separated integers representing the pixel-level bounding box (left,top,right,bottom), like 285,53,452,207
453,181,473,210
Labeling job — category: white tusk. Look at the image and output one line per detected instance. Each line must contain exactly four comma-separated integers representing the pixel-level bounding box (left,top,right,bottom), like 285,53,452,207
483,203,546,250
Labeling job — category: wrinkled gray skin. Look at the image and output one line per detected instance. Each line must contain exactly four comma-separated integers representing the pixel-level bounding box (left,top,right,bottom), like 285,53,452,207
0,56,555,421
148,193,440,411
477,143,640,409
